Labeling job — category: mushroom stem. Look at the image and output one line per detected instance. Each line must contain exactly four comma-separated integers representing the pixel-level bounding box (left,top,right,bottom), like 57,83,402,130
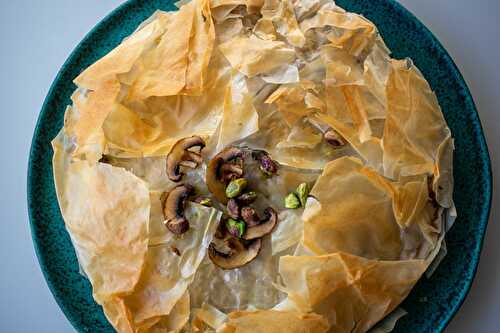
179,160,198,168
208,238,262,270
220,163,243,176
183,151,203,164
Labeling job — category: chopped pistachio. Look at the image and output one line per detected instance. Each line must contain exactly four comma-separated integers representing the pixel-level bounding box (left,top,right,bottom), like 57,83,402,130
194,196,212,207
227,199,240,219
198,198,212,207
226,178,248,198
259,154,278,176
296,182,309,207
285,192,300,209
226,218,246,238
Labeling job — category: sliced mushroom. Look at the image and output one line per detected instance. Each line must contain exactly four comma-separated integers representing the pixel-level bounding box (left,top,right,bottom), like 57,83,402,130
208,237,262,270
209,233,235,256
206,147,244,204
167,136,206,182
243,207,278,240
163,184,194,234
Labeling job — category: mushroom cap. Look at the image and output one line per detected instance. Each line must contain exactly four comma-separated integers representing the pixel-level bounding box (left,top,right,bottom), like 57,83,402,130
163,184,194,235
206,147,243,204
243,207,278,240
208,238,262,270
216,147,245,161
167,136,205,182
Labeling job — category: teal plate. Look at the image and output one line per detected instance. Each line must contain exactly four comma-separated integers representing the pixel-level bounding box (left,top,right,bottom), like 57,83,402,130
27,0,492,332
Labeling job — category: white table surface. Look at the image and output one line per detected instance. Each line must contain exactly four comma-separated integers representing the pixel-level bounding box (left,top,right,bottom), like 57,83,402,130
0,0,498,332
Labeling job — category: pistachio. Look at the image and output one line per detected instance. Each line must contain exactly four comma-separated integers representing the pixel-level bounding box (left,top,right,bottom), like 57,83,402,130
259,154,278,176
227,199,240,219
296,182,309,207
253,150,278,176
285,192,300,209
324,129,345,147
226,178,248,198
199,198,212,206
237,191,258,205
226,218,246,238
194,196,212,207
241,207,260,227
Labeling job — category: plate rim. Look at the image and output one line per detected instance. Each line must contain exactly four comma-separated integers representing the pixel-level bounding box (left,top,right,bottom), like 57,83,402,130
27,0,138,329
27,0,493,332
378,0,493,329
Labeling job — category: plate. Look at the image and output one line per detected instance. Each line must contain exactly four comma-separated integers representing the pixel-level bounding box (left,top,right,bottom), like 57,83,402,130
27,0,492,332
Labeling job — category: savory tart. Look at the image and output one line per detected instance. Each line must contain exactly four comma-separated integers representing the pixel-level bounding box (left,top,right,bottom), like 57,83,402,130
52,0,455,332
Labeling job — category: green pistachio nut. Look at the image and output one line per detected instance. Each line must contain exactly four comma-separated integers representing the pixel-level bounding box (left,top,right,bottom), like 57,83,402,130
296,183,309,207
199,198,212,207
226,178,248,198
285,192,301,209
259,154,278,176
226,218,246,238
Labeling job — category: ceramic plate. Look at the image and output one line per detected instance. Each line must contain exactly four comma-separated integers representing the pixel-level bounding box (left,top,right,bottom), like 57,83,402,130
27,0,492,332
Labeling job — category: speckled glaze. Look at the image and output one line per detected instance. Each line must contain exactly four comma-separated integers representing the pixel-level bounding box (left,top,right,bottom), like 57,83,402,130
27,0,492,332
